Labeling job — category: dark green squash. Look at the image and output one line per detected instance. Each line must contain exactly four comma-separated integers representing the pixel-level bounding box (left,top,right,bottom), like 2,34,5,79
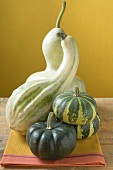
74,113,100,139
26,112,77,160
52,87,97,125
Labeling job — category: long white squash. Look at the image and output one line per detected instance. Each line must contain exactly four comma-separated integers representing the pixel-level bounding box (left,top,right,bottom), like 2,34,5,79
6,34,79,135
26,1,86,92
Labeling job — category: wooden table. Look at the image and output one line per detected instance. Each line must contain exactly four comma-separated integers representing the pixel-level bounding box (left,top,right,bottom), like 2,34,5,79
0,98,113,170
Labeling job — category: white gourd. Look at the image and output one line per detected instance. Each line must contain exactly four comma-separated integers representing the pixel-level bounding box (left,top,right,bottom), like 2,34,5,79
26,1,86,92
6,33,79,135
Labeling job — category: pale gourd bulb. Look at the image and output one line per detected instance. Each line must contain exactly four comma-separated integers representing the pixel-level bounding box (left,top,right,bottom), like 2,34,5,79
42,28,66,71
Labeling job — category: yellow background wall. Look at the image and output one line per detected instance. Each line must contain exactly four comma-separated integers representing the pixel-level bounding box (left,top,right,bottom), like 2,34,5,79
0,0,113,97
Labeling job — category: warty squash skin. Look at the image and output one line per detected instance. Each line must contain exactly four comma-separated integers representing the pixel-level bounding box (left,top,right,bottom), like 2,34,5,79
6,34,79,135
74,113,100,139
26,112,77,160
26,1,86,92
52,87,97,125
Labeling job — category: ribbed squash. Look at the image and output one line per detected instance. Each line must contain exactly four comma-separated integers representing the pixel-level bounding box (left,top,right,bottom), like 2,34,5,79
74,113,100,139
6,34,79,135
26,112,77,160
52,87,97,125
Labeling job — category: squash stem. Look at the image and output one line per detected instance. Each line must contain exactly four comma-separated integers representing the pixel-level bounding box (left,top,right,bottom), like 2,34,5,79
57,32,67,40
56,1,66,28
47,112,56,130
75,87,79,97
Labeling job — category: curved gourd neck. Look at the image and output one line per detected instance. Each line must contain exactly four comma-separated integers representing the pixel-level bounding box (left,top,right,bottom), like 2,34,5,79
42,1,66,71
44,55,62,73
43,29,64,72
50,35,79,85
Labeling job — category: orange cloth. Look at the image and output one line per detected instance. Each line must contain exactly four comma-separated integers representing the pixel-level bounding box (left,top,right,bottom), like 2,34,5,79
0,130,105,167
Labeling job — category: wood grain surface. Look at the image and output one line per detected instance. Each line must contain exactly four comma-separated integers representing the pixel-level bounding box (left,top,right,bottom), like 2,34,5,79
0,98,113,170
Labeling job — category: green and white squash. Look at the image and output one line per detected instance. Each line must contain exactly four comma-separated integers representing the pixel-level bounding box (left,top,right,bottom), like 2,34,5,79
52,87,97,125
6,34,79,135
74,113,100,139
26,1,86,92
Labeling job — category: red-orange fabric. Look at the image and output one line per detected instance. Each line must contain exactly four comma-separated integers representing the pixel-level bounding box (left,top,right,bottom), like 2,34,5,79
0,130,106,167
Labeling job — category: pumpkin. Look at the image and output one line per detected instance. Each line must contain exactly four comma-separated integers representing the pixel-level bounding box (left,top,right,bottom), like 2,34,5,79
26,112,77,160
74,113,100,139
26,1,86,93
52,87,97,125
6,33,79,135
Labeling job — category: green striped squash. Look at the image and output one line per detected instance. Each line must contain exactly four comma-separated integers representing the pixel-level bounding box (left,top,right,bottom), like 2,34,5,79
74,113,100,139
52,87,97,125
